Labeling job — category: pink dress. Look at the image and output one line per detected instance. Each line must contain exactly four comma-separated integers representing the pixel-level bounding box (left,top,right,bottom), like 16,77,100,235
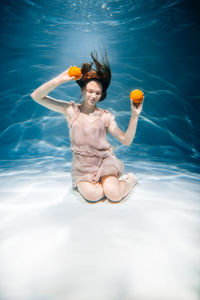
67,102,124,187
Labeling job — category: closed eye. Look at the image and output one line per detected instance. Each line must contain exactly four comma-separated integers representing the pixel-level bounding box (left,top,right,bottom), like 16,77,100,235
87,89,101,95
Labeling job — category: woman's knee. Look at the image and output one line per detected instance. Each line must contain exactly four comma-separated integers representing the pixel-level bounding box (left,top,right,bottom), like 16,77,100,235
105,188,122,201
101,176,121,202
77,181,105,202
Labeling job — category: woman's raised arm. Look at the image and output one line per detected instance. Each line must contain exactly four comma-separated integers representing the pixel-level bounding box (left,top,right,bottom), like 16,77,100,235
30,69,75,115
108,100,143,146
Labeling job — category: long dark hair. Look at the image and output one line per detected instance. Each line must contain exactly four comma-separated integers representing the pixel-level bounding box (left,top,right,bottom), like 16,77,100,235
76,51,111,101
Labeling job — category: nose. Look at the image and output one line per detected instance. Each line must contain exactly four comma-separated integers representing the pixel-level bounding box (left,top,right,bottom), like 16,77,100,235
91,92,96,98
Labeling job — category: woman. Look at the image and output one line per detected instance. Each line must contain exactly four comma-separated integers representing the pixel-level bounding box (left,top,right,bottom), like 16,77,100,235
31,52,143,203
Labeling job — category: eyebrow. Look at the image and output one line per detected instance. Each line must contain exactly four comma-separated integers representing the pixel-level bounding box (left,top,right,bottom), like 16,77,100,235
87,88,102,92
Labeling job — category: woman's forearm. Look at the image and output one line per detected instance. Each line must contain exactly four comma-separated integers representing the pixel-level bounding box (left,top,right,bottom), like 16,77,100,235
30,70,74,114
31,69,74,102
123,113,139,146
31,76,65,101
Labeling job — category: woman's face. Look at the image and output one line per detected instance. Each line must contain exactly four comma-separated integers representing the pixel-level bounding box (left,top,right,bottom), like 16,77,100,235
82,80,102,106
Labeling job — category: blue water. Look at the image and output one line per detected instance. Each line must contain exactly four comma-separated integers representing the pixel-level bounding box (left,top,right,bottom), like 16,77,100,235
0,1,200,300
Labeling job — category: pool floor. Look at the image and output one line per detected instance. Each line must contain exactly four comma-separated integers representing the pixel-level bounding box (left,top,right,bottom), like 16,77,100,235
0,161,199,300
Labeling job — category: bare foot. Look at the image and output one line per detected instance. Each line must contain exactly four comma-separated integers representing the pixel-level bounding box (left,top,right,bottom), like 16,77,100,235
126,173,138,190
119,173,138,197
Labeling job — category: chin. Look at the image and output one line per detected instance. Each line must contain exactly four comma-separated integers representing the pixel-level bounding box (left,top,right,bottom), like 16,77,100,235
89,100,96,105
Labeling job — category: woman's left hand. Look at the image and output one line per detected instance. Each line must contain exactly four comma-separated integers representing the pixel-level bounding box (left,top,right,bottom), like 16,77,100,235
130,99,143,116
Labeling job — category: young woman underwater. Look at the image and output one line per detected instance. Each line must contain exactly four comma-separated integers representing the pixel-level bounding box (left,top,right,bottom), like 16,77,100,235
31,52,143,203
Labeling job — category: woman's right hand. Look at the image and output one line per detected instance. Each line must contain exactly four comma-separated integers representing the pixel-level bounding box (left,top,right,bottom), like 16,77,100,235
57,67,76,83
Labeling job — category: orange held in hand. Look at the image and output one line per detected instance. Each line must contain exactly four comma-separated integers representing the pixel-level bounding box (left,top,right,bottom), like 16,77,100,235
68,66,82,80
130,89,144,108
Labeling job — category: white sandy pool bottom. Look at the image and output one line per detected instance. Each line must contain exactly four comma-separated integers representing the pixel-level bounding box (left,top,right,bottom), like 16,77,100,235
0,162,199,300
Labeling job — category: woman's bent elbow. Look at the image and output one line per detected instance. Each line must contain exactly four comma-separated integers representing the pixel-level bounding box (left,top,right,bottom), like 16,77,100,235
30,92,43,102
121,139,132,146
125,141,132,146
30,92,36,100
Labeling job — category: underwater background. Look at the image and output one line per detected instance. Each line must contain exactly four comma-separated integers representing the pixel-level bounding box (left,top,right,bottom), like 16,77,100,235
0,1,199,300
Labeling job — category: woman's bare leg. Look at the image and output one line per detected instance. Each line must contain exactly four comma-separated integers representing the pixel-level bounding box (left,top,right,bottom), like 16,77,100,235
101,173,138,202
77,181,106,203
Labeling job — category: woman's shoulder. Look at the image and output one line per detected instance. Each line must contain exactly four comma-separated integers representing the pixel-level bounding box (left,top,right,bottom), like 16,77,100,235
98,107,113,115
67,100,77,108
98,107,115,127
66,101,80,113
64,101,80,125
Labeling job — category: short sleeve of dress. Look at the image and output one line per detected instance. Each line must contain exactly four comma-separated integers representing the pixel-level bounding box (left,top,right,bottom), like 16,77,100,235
66,101,77,111
66,101,79,127
103,110,116,129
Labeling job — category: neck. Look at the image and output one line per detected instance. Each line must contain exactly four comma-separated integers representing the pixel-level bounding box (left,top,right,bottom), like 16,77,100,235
80,102,97,114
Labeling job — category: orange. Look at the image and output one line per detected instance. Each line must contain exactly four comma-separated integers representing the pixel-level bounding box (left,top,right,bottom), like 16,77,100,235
68,66,82,80
130,89,144,103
